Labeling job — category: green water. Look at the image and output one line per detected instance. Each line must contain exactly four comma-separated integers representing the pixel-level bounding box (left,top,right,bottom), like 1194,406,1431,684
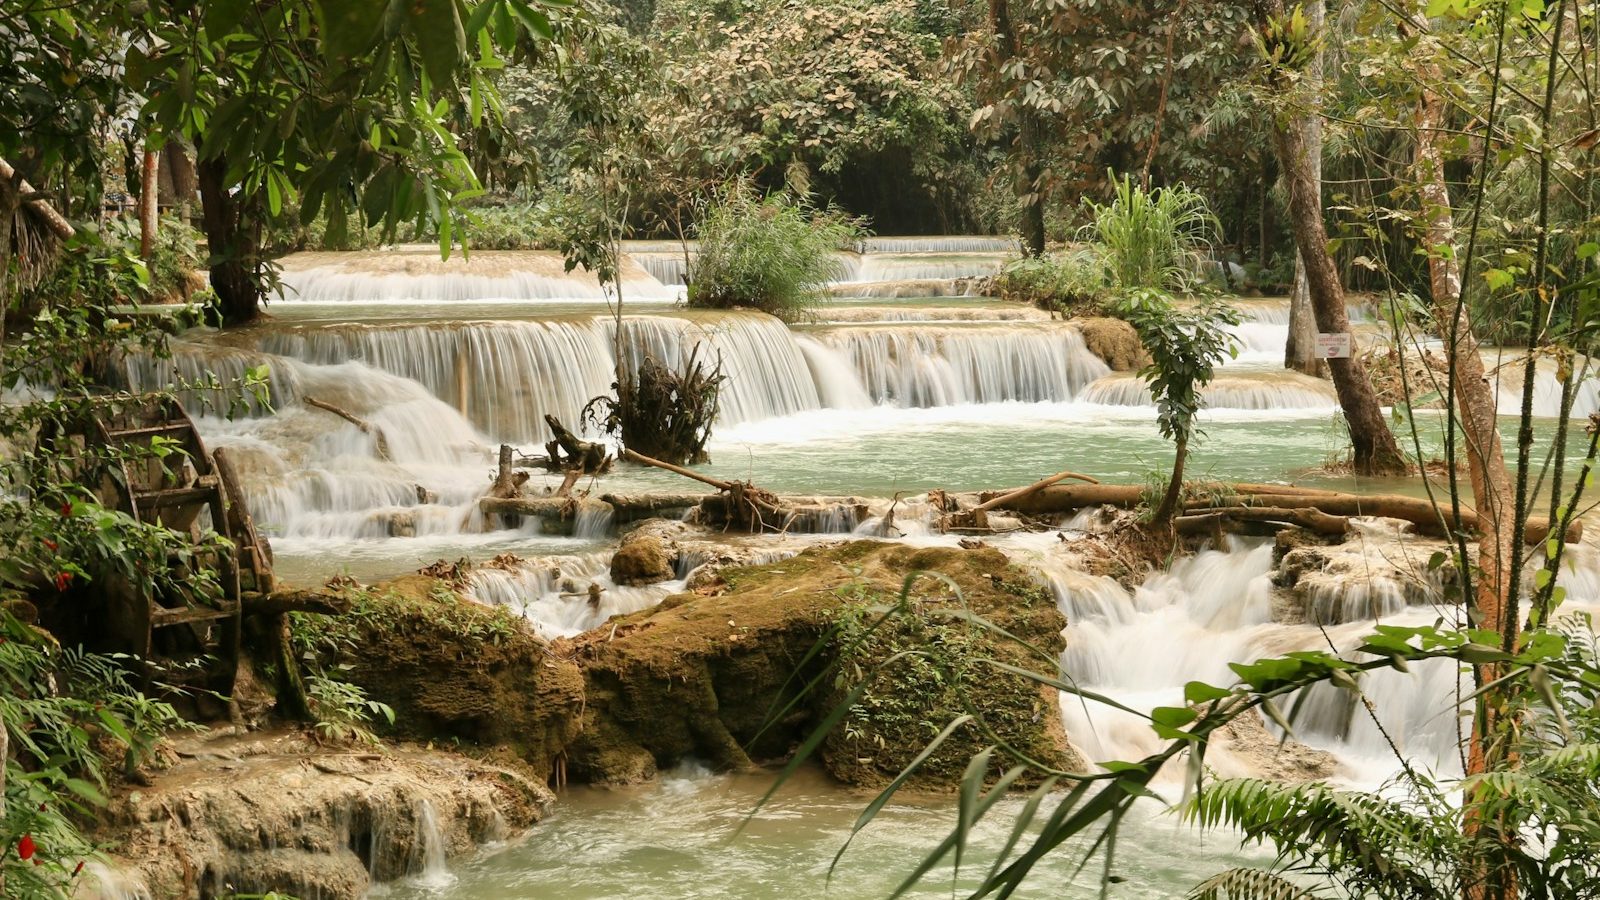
377,767,1267,900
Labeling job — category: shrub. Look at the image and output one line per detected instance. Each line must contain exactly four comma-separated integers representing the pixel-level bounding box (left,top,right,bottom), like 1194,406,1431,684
1082,172,1219,293
988,250,1110,315
461,201,563,250
686,183,867,321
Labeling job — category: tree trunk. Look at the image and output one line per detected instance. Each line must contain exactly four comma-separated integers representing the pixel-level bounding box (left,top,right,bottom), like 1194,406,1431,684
1154,431,1189,523
1263,75,1408,474
196,155,262,326
139,149,160,259
1284,0,1328,379
989,0,1046,257
1405,11,1518,900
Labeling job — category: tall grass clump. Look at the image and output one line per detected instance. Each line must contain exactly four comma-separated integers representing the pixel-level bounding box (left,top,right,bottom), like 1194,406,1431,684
686,183,866,321
1082,171,1219,293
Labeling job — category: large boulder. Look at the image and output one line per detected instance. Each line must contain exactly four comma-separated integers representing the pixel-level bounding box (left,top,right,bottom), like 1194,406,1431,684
562,540,1088,788
609,530,677,586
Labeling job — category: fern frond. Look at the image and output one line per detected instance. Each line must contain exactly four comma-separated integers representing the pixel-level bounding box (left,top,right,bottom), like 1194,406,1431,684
1189,867,1325,900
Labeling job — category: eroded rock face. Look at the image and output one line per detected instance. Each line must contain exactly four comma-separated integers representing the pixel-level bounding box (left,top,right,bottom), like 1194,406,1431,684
104,732,551,900
1205,708,1341,782
1272,519,1452,625
1073,317,1146,371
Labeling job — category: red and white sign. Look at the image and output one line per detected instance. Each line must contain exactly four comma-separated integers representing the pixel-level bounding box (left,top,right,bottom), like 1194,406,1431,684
1315,332,1352,359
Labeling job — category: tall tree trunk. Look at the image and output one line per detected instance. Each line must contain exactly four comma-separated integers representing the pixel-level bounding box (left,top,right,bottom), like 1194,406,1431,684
1256,0,1407,475
1284,0,1327,378
989,0,1046,257
196,155,261,326
139,149,159,259
1272,123,1407,473
1405,12,1517,900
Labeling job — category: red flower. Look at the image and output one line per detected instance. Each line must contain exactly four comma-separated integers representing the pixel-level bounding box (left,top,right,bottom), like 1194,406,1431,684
42,539,57,552
18,834,35,860
53,572,71,591
73,860,85,876
59,502,71,517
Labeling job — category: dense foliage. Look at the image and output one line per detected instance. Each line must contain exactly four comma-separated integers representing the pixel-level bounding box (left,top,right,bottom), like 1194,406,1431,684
686,184,865,319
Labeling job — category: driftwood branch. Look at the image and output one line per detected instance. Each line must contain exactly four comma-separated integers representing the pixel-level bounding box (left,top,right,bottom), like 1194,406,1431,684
0,156,74,241
972,469,1100,514
304,396,392,461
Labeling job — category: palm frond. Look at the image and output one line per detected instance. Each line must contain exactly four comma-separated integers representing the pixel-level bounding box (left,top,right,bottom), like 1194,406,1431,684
1189,867,1327,900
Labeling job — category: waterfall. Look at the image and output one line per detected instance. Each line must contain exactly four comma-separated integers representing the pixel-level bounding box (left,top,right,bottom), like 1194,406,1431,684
412,798,454,889
256,313,827,443
863,236,1018,253
814,324,1109,406
836,252,1008,283
276,250,679,303
1081,371,1338,410
78,861,154,900
1488,352,1600,418
797,337,873,410
1042,538,1468,777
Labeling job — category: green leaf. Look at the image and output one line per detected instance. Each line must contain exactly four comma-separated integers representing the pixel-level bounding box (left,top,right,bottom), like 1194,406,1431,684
1578,241,1600,260
1184,680,1232,704
318,0,389,61
1483,268,1514,290
411,0,468,88
203,0,252,37
1152,706,1199,728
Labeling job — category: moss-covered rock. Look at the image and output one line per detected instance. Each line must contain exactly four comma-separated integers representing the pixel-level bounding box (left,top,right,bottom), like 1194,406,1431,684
1073,316,1146,371
610,531,676,585
320,542,1086,791
301,576,585,779
562,541,1086,788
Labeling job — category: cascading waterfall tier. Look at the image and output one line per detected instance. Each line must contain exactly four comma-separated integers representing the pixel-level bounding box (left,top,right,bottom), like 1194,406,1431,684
1082,370,1338,411
277,250,681,303
812,323,1109,407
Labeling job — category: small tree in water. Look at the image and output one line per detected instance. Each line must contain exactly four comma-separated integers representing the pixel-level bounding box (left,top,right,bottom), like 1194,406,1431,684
1114,289,1240,524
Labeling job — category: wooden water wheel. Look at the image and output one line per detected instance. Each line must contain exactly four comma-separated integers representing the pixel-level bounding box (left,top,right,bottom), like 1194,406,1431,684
66,395,275,713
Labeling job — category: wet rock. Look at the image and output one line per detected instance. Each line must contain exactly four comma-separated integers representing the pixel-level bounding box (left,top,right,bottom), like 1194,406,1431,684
1206,708,1340,782
103,731,551,900
610,532,676,586
1272,519,1452,625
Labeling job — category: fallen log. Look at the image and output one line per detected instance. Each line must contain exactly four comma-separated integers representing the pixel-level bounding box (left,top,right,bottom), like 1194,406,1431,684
1174,506,1350,537
479,496,614,535
599,492,717,521
1,156,74,241
972,469,1100,514
983,483,1581,544
305,396,392,461
241,589,352,617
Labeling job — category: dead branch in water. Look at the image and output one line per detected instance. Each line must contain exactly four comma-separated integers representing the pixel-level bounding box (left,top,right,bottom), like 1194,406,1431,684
620,448,787,531
304,396,392,461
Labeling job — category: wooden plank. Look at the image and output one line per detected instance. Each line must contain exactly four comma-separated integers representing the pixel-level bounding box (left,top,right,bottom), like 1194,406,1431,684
151,603,238,627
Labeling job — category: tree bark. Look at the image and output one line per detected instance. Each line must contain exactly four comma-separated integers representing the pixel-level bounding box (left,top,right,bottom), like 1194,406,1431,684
1154,432,1189,523
989,0,1046,256
139,149,160,259
196,155,262,326
1284,0,1328,378
1256,0,1408,475
1404,11,1518,900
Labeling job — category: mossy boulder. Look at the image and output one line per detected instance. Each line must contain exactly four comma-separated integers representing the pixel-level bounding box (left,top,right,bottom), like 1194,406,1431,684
302,576,585,779
610,532,676,586
561,540,1086,788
